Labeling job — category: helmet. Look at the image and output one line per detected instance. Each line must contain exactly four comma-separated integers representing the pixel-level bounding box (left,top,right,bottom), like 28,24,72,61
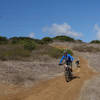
65,52,68,56
63,48,68,56
63,49,68,56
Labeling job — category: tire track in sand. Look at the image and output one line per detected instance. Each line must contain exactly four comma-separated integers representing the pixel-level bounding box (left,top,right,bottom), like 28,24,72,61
20,57,95,100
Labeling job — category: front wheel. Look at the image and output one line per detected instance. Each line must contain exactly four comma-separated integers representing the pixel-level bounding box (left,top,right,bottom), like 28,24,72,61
64,67,72,82
65,70,70,82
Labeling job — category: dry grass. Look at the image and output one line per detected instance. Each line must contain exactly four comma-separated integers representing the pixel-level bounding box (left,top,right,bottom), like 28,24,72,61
0,44,64,61
74,51,100,100
0,45,31,61
73,46,100,52
75,51,100,72
0,57,64,86
79,75,100,100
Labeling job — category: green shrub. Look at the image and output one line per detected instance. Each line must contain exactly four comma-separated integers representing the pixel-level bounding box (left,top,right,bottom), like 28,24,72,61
90,40,100,44
47,47,63,58
24,41,36,51
10,37,36,44
66,49,73,56
76,39,83,43
11,39,17,44
0,45,31,60
42,37,53,44
0,36,75,60
10,37,37,50
53,35,75,42
34,39,45,45
0,36,8,44
32,45,73,59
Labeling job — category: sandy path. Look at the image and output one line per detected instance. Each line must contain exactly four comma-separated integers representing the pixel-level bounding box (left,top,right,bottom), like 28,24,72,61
0,57,95,100
20,57,94,100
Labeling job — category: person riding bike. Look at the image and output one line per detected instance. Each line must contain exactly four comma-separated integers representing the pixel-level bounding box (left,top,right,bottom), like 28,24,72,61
59,51,74,72
75,58,80,68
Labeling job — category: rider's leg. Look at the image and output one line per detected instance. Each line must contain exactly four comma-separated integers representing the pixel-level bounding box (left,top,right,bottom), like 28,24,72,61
64,64,67,69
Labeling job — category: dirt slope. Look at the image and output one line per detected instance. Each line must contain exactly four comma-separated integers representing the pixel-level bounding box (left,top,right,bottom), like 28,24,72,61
20,57,94,100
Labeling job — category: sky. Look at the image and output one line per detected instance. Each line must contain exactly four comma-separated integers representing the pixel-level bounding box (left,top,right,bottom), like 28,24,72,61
0,0,100,42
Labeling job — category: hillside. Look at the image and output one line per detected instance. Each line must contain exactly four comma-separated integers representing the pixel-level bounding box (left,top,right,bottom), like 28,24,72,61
0,36,100,100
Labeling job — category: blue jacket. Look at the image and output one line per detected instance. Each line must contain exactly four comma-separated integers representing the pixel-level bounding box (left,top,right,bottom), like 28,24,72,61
59,54,74,64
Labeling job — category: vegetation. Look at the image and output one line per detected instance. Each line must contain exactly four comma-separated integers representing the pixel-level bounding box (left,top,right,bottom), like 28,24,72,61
24,41,36,51
66,49,73,56
32,45,73,59
42,37,53,44
0,36,8,44
32,45,64,59
0,36,74,60
0,45,31,60
73,46,100,53
46,48,73,58
10,37,34,44
90,40,100,44
53,35,75,42
76,39,83,43
0,35,76,45
45,46,64,58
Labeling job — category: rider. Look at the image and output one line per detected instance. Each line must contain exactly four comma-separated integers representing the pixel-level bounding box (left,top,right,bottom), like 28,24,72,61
59,51,74,71
75,58,80,68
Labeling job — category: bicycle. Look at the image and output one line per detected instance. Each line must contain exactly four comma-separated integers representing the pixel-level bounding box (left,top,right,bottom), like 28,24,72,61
64,64,73,82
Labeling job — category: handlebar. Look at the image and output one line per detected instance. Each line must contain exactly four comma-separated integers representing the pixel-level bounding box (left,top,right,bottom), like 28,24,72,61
59,63,63,65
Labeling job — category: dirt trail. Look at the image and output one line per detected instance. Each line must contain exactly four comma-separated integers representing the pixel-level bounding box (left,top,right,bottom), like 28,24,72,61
20,57,95,100
0,58,95,100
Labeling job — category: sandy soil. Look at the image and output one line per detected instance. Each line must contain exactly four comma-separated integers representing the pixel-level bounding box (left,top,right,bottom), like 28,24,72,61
0,57,94,100
79,75,100,100
0,43,98,100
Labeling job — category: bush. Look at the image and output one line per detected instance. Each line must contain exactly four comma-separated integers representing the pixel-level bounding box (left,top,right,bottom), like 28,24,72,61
24,41,36,51
34,39,45,45
42,37,53,44
32,45,73,59
10,37,37,50
53,35,75,42
66,49,73,56
47,47,63,58
0,45,31,60
0,36,8,44
76,39,83,43
31,45,63,59
90,40,100,44
10,37,34,44
0,36,75,60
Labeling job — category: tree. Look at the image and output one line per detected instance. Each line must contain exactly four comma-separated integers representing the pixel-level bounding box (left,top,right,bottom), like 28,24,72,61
0,36,8,44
